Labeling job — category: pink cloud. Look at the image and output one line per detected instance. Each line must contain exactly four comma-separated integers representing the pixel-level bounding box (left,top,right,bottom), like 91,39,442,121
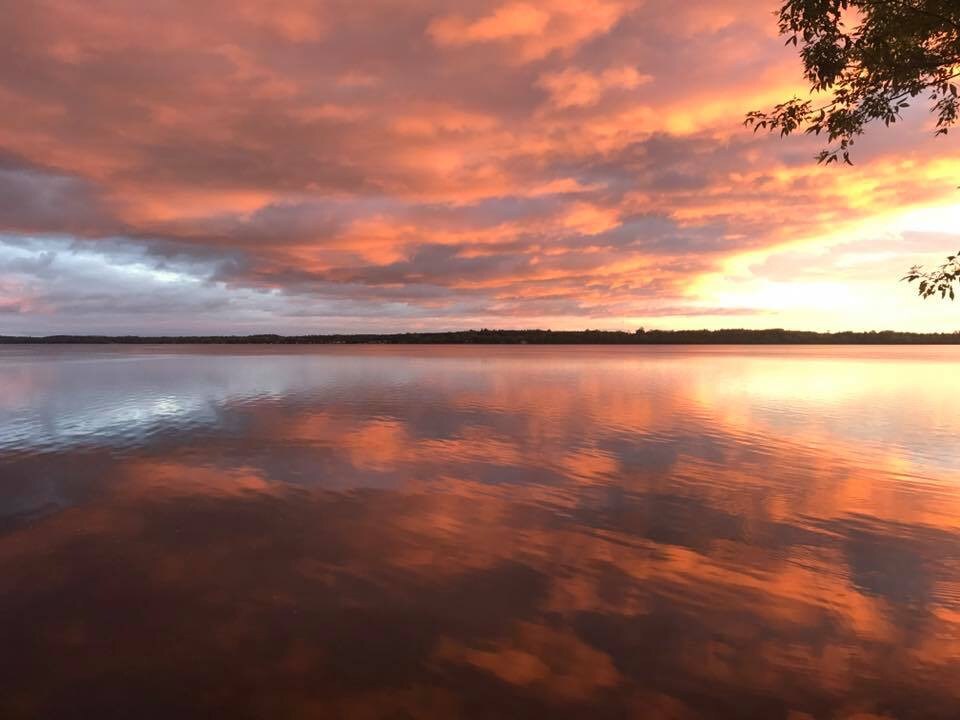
0,0,955,332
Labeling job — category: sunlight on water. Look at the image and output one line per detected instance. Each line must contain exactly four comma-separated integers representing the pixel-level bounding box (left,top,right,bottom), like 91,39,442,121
1,345,959,718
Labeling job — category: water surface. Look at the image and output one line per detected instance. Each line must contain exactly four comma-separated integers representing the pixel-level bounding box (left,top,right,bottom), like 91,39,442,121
2,345,959,719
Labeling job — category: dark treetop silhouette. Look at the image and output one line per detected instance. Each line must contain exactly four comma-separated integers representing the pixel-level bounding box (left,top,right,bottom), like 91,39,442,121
745,0,960,299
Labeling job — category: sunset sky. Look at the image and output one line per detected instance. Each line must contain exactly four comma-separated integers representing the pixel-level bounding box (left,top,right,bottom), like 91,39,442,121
1,0,959,334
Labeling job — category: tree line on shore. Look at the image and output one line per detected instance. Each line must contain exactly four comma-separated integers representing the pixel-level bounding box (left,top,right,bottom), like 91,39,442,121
3,329,960,345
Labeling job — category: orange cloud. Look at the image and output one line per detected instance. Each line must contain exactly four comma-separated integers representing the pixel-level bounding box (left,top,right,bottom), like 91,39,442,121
538,65,652,108
428,0,631,60
0,0,957,333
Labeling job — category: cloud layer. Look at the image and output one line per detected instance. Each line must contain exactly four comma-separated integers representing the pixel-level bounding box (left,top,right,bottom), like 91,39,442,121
1,0,958,332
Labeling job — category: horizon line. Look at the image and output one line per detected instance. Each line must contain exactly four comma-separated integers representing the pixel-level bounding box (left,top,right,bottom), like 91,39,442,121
4,328,960,345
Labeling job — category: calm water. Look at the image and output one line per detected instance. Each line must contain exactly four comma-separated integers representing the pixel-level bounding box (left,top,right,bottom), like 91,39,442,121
1,345,959,719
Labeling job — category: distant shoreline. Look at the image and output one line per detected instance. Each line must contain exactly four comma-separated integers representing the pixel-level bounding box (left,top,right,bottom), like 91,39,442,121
3,329,960,345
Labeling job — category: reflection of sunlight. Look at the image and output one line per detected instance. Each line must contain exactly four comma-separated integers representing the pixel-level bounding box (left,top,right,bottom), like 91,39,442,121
681,351,960,478
699,356,905,405
0,393,211,451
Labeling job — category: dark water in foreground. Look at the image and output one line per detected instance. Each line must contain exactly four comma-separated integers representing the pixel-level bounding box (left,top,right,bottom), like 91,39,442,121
1,345,959,719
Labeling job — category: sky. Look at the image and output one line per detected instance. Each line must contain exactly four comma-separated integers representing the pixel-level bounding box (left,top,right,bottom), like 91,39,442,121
1,0,959,335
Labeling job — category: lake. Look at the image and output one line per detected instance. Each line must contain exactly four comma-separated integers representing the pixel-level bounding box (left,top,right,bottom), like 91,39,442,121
1,345,959,719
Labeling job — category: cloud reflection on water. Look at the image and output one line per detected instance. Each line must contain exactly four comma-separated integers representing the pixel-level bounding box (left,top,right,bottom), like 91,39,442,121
1,346,959,719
